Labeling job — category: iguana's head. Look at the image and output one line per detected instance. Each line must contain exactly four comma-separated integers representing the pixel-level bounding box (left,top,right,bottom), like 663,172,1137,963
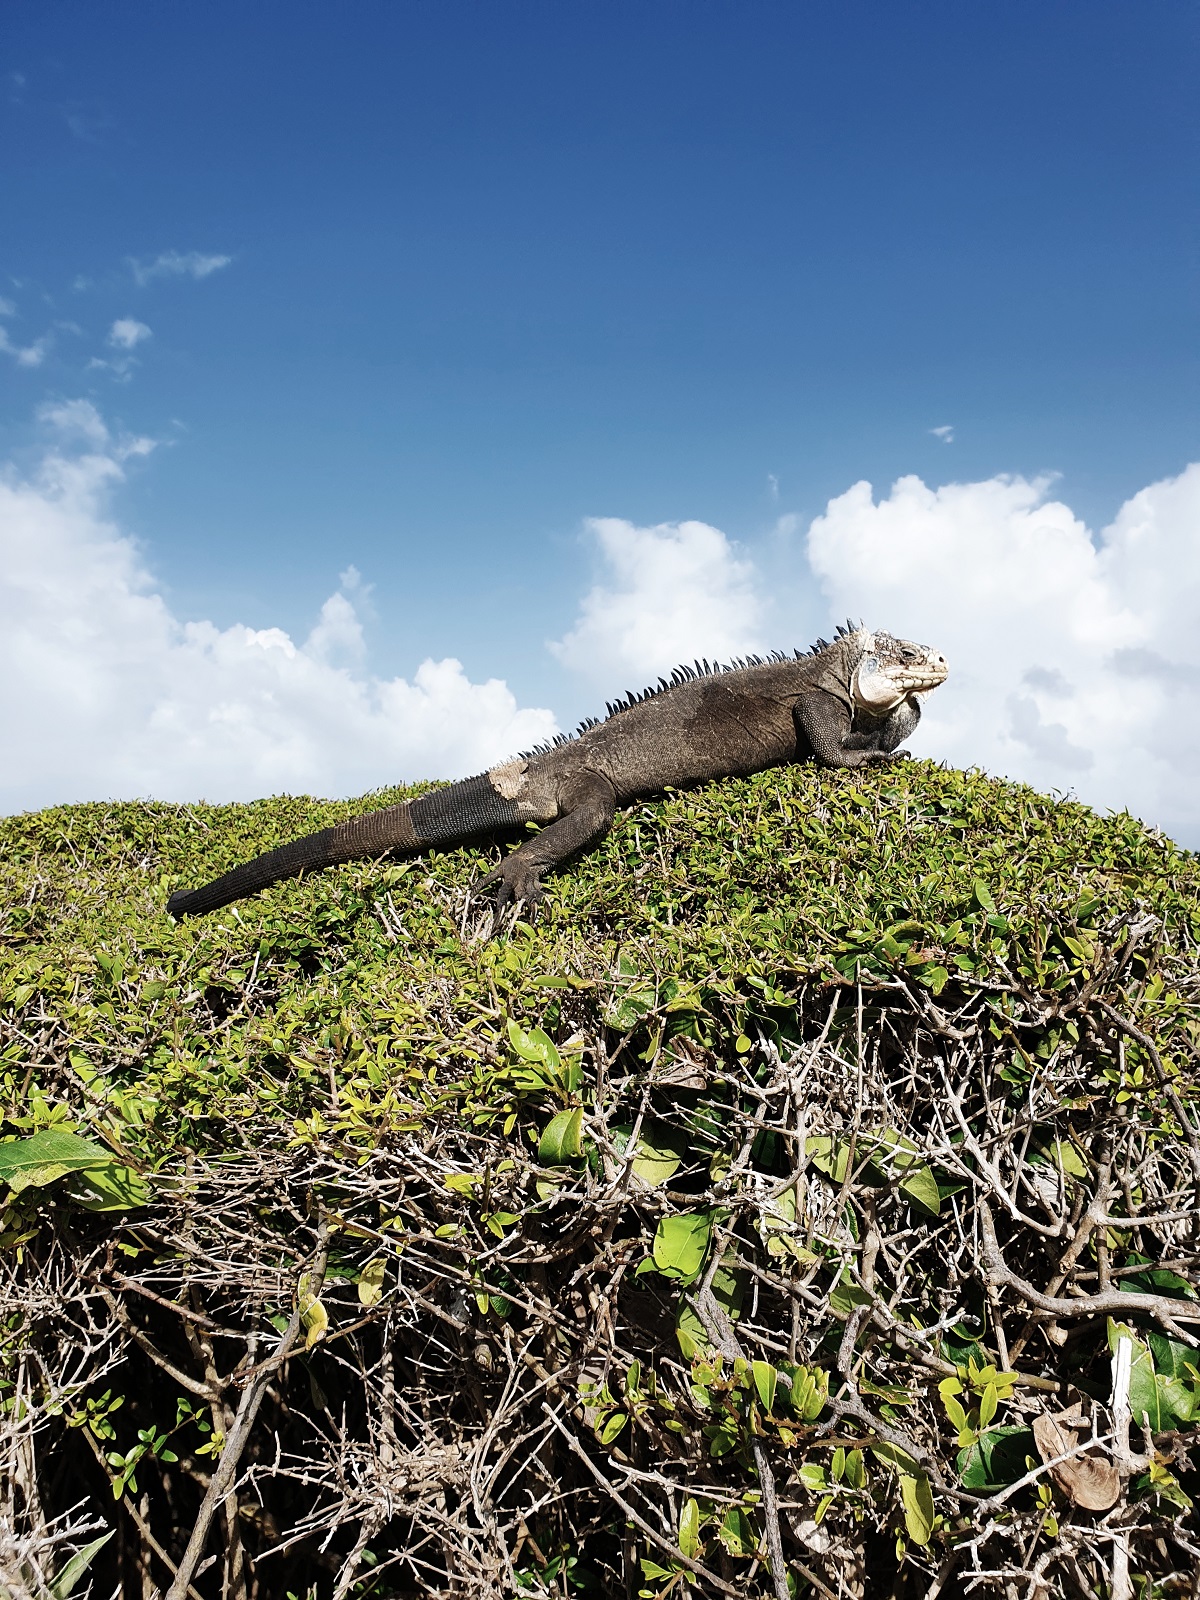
850,629,948,712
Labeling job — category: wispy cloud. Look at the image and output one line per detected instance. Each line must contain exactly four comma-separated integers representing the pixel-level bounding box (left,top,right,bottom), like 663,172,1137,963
35,399,155,459
0,324,50,368
0,405,555,812
129,250,232,286
930,424,955,443
108,317,152,349
63,104,114,143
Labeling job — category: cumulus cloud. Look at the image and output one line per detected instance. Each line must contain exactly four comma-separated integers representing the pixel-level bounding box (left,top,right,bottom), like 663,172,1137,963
108,317,151,349
550,517,765,688
545,471,1200,843
130,250,232,286
0,405,556,813
805,467,1200,844
930,425,955,443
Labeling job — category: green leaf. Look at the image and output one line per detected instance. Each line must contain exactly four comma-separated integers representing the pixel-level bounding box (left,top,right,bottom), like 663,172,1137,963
507,1019,562,1074
1048,1139,1088,1179
675,1299,710,1359
717,1506,755,1558
784,1363,829,1421
870,1441,922,1476
640,1559,674,1581
752,1360,777,1415
443,1171,482,1195
829,1277,872,1318
599,1410,628,1444
677,1496,702,1559
978,1382,998,1429
70,1162,151,1212
0,1129,116,1194
898,1164,941,1216
807,1134,850,1183
1109,1320,1189,1432
973,880,996,913
538,1108,583,1165
710,1259,745,1319
612,1120,685,1187
300,1295,329,1350
900,1472,936,1546
941,1391,969,1435
49,1530,114,1599
357,1257,387,1307
652,1211,713,1283
956,1426,1034,1489
1149,1331,1200,1385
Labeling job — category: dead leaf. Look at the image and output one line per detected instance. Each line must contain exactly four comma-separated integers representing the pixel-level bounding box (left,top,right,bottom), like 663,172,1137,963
1032,1409,1120,1511
792,1517,831,1553
651,1042,709,1091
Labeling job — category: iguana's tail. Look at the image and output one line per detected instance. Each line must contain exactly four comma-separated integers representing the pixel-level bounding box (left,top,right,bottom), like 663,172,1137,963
167,774,527,919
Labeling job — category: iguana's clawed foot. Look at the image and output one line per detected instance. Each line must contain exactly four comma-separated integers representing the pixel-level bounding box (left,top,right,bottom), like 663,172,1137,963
475,857,546,931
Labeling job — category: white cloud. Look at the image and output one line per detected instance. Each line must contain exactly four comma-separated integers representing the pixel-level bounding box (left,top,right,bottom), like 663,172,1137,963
805,467,1200,843
0,324,50,367
930,425,955,442
547,471,1200,844
108,317,152,349
0,297,15,317
129,250,232,286
0,407,557,813
550,517,765,688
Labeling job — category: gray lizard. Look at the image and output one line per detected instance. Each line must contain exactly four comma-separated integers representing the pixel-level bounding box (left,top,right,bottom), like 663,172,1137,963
167,624,947,919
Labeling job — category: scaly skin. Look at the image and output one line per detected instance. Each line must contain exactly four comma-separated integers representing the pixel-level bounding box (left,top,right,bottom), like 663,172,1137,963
167,625,948,919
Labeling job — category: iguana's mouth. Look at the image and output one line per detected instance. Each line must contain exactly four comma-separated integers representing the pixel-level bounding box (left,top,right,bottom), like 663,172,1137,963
894,665,948,692
852,649,948,711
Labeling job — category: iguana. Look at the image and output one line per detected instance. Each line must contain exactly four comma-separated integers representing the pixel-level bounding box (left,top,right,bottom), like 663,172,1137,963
167,624,947,920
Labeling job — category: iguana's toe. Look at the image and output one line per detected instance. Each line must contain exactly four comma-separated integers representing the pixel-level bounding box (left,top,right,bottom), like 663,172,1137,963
476,858,545,914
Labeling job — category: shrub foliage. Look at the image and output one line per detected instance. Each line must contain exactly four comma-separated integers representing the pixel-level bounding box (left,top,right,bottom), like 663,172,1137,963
1,760,1199,1598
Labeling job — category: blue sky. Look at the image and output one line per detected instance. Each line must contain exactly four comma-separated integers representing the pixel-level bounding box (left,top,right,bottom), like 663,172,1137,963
2,2,1199,835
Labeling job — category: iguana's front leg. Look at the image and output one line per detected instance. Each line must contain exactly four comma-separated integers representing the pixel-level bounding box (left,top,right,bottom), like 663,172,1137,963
478,769,617,911
793,691,911,767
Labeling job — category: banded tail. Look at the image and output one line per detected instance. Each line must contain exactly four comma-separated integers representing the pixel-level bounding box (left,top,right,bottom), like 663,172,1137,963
167,774,529,919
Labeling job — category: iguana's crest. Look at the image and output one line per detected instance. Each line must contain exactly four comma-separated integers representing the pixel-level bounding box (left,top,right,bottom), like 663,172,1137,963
520,622,868,758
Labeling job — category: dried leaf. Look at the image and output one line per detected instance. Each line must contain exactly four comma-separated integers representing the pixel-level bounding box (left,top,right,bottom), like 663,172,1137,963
1032,1411,1119,1511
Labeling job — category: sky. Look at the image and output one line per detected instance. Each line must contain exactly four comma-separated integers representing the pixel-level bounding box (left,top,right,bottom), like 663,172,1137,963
2,2,1199,841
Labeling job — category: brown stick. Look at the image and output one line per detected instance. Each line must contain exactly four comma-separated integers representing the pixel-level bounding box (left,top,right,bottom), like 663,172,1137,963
979,1202,1200,1343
